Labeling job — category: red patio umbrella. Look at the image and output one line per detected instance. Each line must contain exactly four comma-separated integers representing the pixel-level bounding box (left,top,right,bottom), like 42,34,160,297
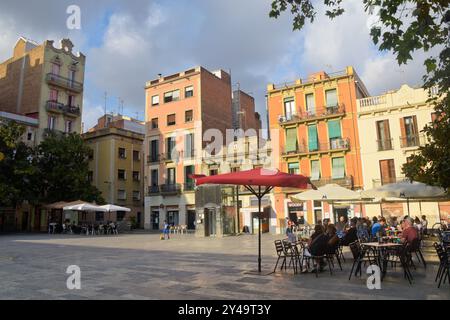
191,168,315,273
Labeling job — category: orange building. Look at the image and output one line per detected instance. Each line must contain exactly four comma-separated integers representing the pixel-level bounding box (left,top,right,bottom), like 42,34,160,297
267,67,369,228
143,67,235,230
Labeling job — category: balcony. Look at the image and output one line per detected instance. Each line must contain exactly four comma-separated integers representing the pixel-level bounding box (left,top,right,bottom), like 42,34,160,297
400,134,426,148
311,176,354,189
162,151,179,163
278,104,345,126
160,183,182,195
147,154,160,164
282,138,350,157
183,183,196,192
377,139,393,151
147,185,160,195
46,73,83,93
46,101,80,116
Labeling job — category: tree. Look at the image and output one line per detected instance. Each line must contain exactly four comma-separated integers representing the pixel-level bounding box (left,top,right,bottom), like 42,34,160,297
35,131,104,204
0,121,36,207
269,0,450,189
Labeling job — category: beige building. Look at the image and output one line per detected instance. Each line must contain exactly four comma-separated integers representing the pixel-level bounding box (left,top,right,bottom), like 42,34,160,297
83,115,145,227
357,84,448,224
0,37,85,143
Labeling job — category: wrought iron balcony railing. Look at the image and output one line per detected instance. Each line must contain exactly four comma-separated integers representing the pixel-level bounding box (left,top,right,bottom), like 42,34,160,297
46,73,83,92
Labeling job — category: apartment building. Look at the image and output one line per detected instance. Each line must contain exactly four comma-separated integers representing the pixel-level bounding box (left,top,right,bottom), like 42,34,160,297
232,89,262,132
267,66,369,229
357,84,449,224
143,66,262,232
0,37,85,143
83,115,145,227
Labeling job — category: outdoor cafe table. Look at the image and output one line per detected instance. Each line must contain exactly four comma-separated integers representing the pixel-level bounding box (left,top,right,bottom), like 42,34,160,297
361,242,403,280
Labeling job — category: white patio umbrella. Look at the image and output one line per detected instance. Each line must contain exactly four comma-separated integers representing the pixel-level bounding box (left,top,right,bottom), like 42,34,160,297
99,204,131,221
292,184,372,221
361,181,448,215
63,203,108,211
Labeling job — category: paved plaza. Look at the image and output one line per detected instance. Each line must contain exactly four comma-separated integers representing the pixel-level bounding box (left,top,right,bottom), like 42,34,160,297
0,233,448,300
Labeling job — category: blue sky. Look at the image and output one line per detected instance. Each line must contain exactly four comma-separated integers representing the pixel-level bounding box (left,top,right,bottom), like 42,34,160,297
0,0,431,131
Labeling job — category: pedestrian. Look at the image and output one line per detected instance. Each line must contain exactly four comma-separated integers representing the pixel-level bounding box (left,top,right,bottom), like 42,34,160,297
163,220,170,240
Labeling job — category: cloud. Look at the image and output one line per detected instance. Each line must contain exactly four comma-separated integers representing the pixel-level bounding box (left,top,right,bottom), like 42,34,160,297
82,103,105,132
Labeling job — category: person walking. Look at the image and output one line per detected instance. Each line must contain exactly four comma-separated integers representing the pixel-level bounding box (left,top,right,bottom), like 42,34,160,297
163,220,170,240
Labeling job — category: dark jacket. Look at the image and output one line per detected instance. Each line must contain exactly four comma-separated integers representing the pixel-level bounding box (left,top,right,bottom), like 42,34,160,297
309,233,330,256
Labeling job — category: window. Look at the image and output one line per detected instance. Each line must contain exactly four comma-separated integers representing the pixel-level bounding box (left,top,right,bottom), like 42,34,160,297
27,132,33,141
400,116,419,147
376,120,392,151
284,98,296,120
167,114,176,126
151,169,159,187
68,70,76,82
118,148,126,159
311,160,321,181
68,95,75,107
149,140,159,162
209,169,218,176
185,133,194,158
327,120,342,149
308,125,318,152
118,169,126,180
331,157,345,179
288,162,299,174
133,191,141,201
51,63,60,75
132,171,140,181
133,150,140,161
151,118,158,129
184,165,195,190
185,110,193,122
166,137,176,160
167,168,176,185
164,90,180,103
49,89,58,102
230,167,240,173
65,120,72,133
87,171,93,182
325,89,338,108
250,196,270,207
151,95,159,106
117,190,126,200
379,159,396,185
285,128,298,153
48,116,56,130
305,93,315,115
185,86,194,98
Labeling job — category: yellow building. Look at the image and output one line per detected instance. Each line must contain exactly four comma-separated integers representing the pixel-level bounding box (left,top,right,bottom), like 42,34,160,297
357,84,449,224
83,115,145,227
0,37,85,143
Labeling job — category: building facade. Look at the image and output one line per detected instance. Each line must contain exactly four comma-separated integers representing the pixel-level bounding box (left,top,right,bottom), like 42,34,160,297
83,115,145,227
357,84,449,224
267,67,369,230
0,37,85,143
143,66,263,232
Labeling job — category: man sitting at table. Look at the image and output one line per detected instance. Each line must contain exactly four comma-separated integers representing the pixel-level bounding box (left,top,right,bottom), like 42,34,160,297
371,217,386,238
400,217,419,244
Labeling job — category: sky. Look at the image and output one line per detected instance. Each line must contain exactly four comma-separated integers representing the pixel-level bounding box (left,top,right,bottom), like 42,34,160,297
0,0,433,132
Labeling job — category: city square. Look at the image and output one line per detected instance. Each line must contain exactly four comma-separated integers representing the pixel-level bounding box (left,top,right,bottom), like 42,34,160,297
0,232,448,300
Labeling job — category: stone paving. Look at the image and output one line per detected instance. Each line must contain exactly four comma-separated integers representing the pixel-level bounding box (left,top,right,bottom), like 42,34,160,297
0,233,448,300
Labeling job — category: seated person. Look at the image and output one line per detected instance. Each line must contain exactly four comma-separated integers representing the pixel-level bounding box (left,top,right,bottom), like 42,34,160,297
341,218,358,245
371,217,386,238
335,216,346,233
302,225,330,273
326,224,340,253
400,217,419,244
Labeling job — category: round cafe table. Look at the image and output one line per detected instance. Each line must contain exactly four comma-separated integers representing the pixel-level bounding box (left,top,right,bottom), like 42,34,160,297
361,242,403,280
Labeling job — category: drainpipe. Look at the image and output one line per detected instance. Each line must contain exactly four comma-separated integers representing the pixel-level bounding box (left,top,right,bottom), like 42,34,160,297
265,94,270,140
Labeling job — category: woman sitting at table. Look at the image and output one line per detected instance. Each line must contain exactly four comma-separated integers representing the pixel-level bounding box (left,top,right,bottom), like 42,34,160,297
341,218,358,245
326,224,340,252
301,225,329,273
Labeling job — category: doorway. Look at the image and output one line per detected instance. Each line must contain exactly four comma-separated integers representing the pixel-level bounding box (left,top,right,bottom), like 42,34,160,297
204,208,216,237
21,212,29,232
151,211,159,230
187,210,196,230
314,209,323,224
334,208,349,223
167,210,179,226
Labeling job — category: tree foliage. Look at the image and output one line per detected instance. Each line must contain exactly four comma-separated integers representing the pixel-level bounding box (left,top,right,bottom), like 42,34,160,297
269,0,450,189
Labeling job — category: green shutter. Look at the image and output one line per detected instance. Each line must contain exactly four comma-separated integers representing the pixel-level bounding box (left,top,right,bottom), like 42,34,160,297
332,157,345,179
308,125,318,151
285,128,298,152
311,160,320,180
328,120,342,139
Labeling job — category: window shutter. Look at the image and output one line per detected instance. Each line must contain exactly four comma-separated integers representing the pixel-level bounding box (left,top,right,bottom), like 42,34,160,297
326,89,338,107
311,160,320,181
308,125,318,151
332,157,345,179
412,115,418,135
327,120,342,140
285,128,298,152
399,117,406,138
